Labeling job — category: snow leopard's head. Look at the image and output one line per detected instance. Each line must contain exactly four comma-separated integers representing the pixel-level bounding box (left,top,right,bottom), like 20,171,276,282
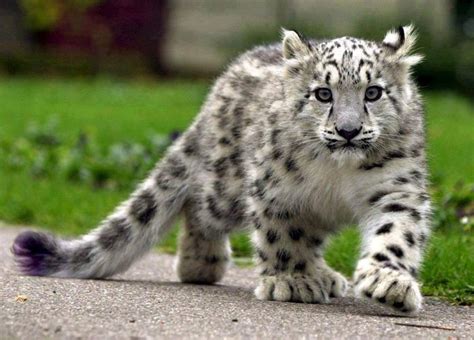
282,25,423,162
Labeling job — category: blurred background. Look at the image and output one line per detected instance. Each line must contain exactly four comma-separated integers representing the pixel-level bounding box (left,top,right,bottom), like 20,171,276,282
0,0,473,90
0,0,472,304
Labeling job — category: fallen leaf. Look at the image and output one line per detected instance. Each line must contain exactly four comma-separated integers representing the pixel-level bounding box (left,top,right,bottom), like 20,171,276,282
15,295,28,302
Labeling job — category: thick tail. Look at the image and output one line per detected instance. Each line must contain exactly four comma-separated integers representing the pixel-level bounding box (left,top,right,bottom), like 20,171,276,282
12,143,192,279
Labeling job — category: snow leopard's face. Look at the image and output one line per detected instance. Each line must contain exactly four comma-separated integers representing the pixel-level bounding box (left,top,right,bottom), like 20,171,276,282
282,26,422,162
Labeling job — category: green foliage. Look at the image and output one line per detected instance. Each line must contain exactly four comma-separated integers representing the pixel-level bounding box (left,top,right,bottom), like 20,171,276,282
432,182,474,233
422,229,474,305
325,228,360,277
1,118,173,190
20,0,102,30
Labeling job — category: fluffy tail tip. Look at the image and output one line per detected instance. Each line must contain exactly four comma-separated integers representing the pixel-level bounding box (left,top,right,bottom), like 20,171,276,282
11,231,63,276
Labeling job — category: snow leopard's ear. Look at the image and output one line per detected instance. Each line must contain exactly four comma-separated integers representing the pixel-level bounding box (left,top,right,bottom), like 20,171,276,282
382,24,423,66
282,29,312,60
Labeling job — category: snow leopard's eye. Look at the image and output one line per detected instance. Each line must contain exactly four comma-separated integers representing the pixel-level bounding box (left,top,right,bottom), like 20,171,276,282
365,86,383,102
315,88,333,103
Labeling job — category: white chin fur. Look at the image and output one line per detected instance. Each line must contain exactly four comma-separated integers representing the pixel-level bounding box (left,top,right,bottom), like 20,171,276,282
330,148,366,166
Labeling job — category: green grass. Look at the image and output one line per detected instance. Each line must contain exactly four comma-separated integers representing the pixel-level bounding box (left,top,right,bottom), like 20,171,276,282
0,77,472,305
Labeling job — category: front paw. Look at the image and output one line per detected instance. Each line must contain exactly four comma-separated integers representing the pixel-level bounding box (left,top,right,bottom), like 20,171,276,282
255,271,347,303
354,261,422,313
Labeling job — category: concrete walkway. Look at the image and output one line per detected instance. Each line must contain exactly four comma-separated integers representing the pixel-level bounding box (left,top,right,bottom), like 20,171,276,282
0,227,472,339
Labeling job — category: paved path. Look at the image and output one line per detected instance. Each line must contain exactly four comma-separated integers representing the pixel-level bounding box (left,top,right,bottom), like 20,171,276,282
0,227,472,339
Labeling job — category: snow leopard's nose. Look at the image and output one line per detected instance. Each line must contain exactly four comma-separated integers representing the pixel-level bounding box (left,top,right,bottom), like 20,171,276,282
335,126,362,141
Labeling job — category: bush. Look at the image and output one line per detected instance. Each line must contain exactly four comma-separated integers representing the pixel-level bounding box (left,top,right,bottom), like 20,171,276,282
1,118,173,190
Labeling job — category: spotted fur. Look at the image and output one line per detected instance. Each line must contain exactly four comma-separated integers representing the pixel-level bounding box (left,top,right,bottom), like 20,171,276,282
12,25,430,314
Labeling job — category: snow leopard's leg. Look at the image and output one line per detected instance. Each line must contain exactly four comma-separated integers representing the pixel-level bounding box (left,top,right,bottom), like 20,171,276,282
176,202,231,284
11,138,195,279
176,229,230,284
252,212,348,303
354,190,431,313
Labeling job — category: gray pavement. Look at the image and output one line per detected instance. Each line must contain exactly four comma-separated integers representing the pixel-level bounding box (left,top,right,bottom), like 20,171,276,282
0,226,472,339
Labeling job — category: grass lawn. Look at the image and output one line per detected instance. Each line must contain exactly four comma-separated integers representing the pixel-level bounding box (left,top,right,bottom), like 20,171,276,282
0,77,472,304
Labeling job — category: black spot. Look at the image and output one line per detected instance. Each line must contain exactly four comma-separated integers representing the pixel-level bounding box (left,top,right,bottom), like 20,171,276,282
156,172,171,191
288,227,304,241
205,255,220,264
183,144,197,156
354,273,366,286
369,276,380,288
382,203,408,213
360,162,384,171
377,296,386,303
263,168,273,181
418,233,427,245
276,249,291,262
397,262,407,270
387,94,401,114
218,137,231,145
294,261,306,272
271,129,282,145
130,190,158,225
369,191,390,204
309,237,323,247
365,291,373,298
264,207,292,220
233,105,244,117
295,100,306,114
213,180,224,195
256,249,268,262
387,244,404,258
272,148,283,160
325,72,331,84
411,148,421,157
253,179,266,199
376,222,394,235
289,65,301,74
410,170,423,181
410,209,421,221
231,126,241,139
366,70,372,83
98,218,130,251
267,281,276,297
229,150,241,165
266,229,280,244
403,232,415,247
393,301,405,310
385,150,405,160
254,217,263,230
373,253,390,262
70,244,95,268
382,262,399,270
183,138,198,156
206,195,224,219
394,176,410,184
285,158,298,172
418,193,430,202
409,266,418,278
167,156,187,178
275,249,291,271
218,99,230,115
213,157,228,177
227,198,245,222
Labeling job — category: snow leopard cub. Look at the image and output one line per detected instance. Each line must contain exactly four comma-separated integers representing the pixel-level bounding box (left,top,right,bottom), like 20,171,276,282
12,25,431,313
